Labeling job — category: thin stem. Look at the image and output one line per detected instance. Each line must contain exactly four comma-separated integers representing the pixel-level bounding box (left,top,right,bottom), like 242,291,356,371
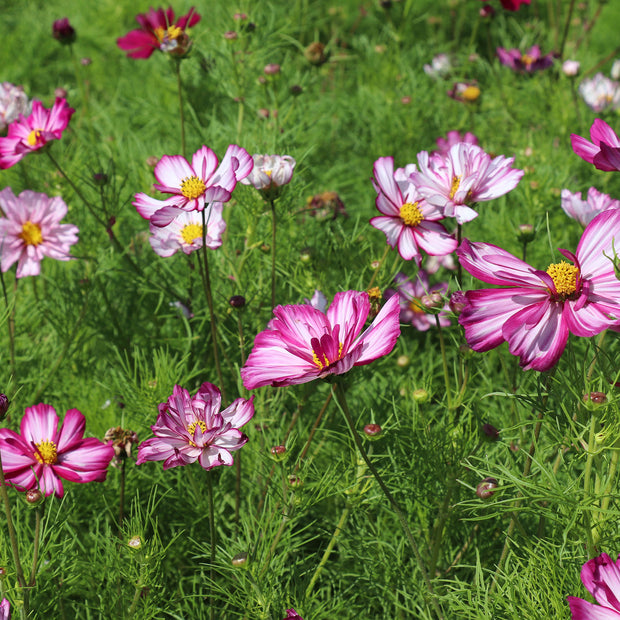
294,391,332,472
435,315,453,410
29,505,43,586
587,330,607,383
559,0,576,59
236,314,246,366
574,0,604,52
174,60,187,159
235,451,242,525
456,224,463,287
270,199,277,308
0,271,15,381
367,246,390,289
118,458,126,538
332,382,444,620
207,471,216,620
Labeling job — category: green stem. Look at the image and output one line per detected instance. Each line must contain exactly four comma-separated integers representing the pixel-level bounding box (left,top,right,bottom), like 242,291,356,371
435,315,453,410
559,0,576,59
270,199,277,308
29,506,43,586
174,60,187,159
367,246,390,289
593,445,620,545
118,458,126,538
0,271,15,381
207,471,216,620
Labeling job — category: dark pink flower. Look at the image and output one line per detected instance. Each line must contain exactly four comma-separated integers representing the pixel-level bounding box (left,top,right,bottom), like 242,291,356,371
458,209,620,371
0,98,74,169
480,0,530,10
0,404,114,498
0,598,9,620
572,119,620,172
52,18,76,45
117,6,201,59
136,383,254,470
283,610,303,620
568,553,620,618
241,290,400,389
497,46,554,73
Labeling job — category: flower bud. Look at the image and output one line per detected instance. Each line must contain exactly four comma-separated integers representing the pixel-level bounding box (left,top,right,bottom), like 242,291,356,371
0,567,6,579
232,552,248,568
583,391,607,405
54,87,68,99
25,489,44,507
93,172,109,186
363,424,382,439
224,31,238,41
481,423,499,441
270,445,287,462
287,474,303,489
397,354,410,368
413,388,429,404
459,343,474,359
562,60,580,77
479,4,495,17
264,63,281,75
476,477,498,499
128,536,142,550
52,18,76,45
229,295,246,309
0,394,9,420
304,41,328,66
290,84,303,96
516,224,535,244
449,291,467,315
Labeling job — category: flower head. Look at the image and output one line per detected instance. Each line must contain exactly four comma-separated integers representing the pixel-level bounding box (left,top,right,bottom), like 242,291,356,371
241,154,296,198
241,290,401,389
480,0,530,10
578,73,620,113
571,119,620,172
283,610,304,620
563,60,581,77
370,156,458,262
423,54,452,79
52,18,76,45
568,552,620,618
117,6,201,58
434,130,479,159
497,46,554,73
0,404,114,498
133,144,253,227
457,209,620,371
0,598,9,620
136,383,254,470
0,98,74,169
0,83,31,134
448,81,481,103
0,188,79,278
561,187,620,226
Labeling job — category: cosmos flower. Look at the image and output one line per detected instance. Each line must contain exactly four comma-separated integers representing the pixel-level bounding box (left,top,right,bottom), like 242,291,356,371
0,98,74,169
370,156,458,262
457,208,620,371
447,81,481,103
562,60,581,77
568,553,620,618
578,73,620,113
240,154,296,198
561,187,620,226
410,143,524,225
52,18,76,45
117,6,201,59
0,188,79,278
423,54,452,79
241,290,400,389
496,46,554,73
0,83,31,134
0,404,114,498
133,144,253,227
136,383,254,470
434,130,479,159
283,611,304,620
0,598,9,620
571,119,620,172
480,0,530,9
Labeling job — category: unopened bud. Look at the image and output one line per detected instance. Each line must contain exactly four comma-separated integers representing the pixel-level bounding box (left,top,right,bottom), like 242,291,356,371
459,343,474,359
0,394,9,420
93,172,108,186
270,445,287,461
449,291,467,315
397,355,410,368
25,489,44,506
481,423,499,441
290,84,303,96
264,63,280,75
476,477,498,499
583,391,607,405
287,474,303,489
229,295,246,309
128,536,142,550
304,41,328,66
0,567,6,578
517,224,535,244
363,424,382,439
232,552,248,568
413,388,429,404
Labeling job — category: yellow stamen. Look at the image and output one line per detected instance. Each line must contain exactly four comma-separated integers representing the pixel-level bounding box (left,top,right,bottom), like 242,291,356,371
521,54,535,67
408,299,425,314
180,176,206,200
400,202,423,227
187,420,208,447
367,287,382,301
20,221,43,246
312,342,344,370
34,440,58,465
462,86,480,102
27,129,42,147
449,176,461,200
180,222,203,245
546,261,579,296
154,25,183,43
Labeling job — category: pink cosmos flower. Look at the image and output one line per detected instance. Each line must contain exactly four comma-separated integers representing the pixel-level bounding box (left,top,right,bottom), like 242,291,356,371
0,98,74,169
423,54,452,79
447,82,481,103
567,553,620,618
240,154,296,197
571,119,620,173
370,156,458,263
497,46,554,73
385,271,450,331
136,383,254,470
0,188,79,278
241,290,401,389
148,203,226,257
578,73,620,113
0,83,31,134
133,144,253,227
411,143,524,224
304,289,328,313
0,404,114,498
434,130,479,158
117,6,201,59
561,187,620,226
0,598,9,620
283,610,303,620
457,208,620,371
480,0,530,9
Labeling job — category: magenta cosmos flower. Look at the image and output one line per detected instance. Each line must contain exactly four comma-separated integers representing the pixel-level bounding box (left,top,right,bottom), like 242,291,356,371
411,143,524,225
240,154,296,196
561,187,620,227
568,553,620,618
241,290,400,389
497,46,554,73
572,119,620,173
370,156,458,263
283,610,303,620
457,208,620,371
480,0,530,9
0,188,79,278
0,404,114,498
117,6,201,59
134,144,253,227
137,383,254,470
0,97,74,169
0,598,8,620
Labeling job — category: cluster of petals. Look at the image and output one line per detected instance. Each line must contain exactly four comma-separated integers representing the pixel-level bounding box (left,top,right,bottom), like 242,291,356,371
0,404,114,498
480,0,530,10
410,142,524,224
0,82,31,133
568,552,620,618
457,209,620,371
137,383,254,471
497,46,554,73
448,81,480,103
283,610,303,620
370,156,458,263
578,73,620,113
134,144,253,227
0,97,74,169
423,54,452,79
241,154,296,196
241,290,401,389
385,271,450,331
0,599,8,620
0,188,79,278
433,130,479,160
561,187,620,226
571,119,620,172
117,6,201,58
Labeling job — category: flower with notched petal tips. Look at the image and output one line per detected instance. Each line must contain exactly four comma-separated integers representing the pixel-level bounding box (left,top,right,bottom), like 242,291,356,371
561,187,620,227
497,46,554,73
568,552,620,618
571,119,620,173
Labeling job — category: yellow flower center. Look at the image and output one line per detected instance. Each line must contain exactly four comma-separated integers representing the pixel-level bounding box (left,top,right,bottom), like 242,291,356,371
408,299,425,314
546,261,579,296
20,221,43,246
400,202,423,227
187,420,208,447
449,176,461,200
154,25,183,43
462,86,480,102
27,129,42,147
34,440,58,465
521,54,535,67
180,176,206,200
313,342,344,371
180,223,203,245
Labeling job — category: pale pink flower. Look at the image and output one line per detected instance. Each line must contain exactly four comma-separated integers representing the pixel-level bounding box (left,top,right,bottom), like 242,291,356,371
370,156,458,262
0,404,114,498
571,119,620,172
133,144,253,227
0,83,31,133
423,53,452,78
240,154,296,196
149,203,226,257
568,553,620,618
136,383,254,470
457,209,620,371
241,290,401,389
578,73,620,113
304,289,328,313
0,97,74,169
0,598,9,620
434,130,479,158
411,143,524,224
496,45,554,73
612,60,620,81
562,60,581,77
561,187,620,226
0,188,79,278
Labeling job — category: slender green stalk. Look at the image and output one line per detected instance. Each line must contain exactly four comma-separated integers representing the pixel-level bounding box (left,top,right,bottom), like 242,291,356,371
593,444,619,546
367,246,390,289
0,271,16,381
435,315,453,410
207,471,216,620
174,60,186,159
235,451,242,525
270,199,277,308
29,505,43,586
118,458,127,538
559,0,576,59
294,390,333,472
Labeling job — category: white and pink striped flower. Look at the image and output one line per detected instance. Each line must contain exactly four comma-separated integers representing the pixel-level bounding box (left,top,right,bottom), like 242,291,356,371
457,209,620,371
241,290,400,389
561,187,620,227
568,553,620,619
571,119,620,173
